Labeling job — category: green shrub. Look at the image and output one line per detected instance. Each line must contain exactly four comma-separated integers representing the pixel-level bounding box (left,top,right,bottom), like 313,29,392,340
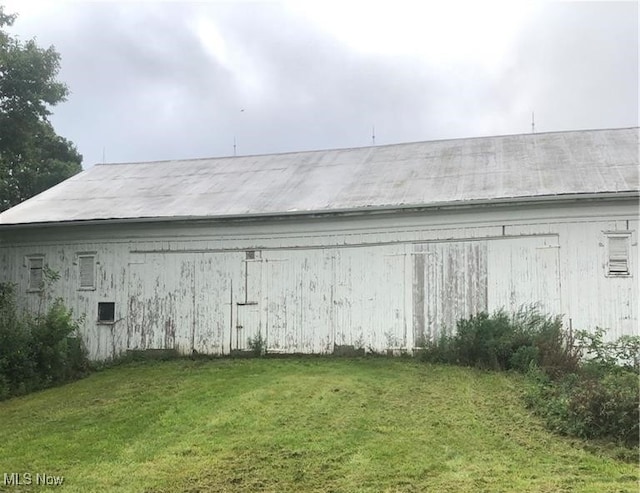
0,283,36,394
525,368,639,447
567,371,639,444
454,310,513,370
419,331,458,365
524,327,640,448
614,335,640,372
0,282,89,399
31,299,89,385
509,345,540,373
247,331,267,357
523,368,574,435
0,373,9,401
577,327,640,373
421,307,638,447
419,306,577,376
534,318,581,379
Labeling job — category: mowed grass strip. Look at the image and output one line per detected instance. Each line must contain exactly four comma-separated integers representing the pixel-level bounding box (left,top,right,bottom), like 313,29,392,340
0,358,637,493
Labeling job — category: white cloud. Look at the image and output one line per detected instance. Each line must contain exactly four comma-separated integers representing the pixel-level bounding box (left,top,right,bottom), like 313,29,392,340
287,1,537,72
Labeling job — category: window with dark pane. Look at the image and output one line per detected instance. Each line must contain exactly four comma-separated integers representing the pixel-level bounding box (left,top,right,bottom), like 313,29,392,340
98,302,115,323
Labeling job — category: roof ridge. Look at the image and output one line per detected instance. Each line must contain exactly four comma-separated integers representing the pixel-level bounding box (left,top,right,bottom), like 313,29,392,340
95,127,639,167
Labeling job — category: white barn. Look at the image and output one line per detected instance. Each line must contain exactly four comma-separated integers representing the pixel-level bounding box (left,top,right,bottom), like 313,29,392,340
0,128,637,360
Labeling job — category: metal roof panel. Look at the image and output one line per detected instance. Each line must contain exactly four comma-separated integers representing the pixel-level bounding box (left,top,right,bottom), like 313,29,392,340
0,128,637,225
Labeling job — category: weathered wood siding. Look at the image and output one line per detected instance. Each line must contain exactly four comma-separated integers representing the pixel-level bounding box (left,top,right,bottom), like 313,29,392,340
413,241,488,343
0,199,636,360
487,235,561,315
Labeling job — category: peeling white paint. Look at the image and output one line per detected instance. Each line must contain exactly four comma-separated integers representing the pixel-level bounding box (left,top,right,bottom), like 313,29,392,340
0,200,636,360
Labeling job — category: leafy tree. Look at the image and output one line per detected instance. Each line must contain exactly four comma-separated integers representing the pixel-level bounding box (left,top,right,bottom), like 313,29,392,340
0,6,82,212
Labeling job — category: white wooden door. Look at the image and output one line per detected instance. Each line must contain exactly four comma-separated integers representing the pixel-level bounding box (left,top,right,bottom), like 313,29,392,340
487,235,561,315
233,254,262,351
234,303,261,351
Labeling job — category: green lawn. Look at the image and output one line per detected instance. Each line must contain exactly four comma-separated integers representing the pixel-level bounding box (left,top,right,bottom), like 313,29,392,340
0,358,637,492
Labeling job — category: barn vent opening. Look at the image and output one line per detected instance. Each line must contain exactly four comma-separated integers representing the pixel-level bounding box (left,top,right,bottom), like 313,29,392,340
27,256,44,291
607,234,630,275
78,255,96,289
98,302,115,324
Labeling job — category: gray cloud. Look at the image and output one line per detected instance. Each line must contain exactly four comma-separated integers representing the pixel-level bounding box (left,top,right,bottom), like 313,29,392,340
499,1,638,134
6,1,638,167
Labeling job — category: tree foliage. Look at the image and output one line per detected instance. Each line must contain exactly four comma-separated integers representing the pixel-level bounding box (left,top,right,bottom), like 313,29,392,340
0,6,82,211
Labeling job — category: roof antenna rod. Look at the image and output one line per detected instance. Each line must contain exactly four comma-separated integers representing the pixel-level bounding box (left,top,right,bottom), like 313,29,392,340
372,124,376,145
235,108,245,157
531,112,535,134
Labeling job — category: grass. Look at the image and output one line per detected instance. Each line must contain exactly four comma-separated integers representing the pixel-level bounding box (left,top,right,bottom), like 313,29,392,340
0,358,637,492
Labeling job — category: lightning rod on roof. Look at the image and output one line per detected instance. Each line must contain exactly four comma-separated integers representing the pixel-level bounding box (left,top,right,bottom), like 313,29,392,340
531,112,535,133
233,136,237,156
372,125,376,145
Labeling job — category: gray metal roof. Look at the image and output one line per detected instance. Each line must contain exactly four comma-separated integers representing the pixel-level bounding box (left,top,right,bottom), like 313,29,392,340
1,127,638,225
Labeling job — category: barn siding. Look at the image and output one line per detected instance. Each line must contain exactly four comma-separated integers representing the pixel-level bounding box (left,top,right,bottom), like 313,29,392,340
0,200,636,360
487,235,561,315
414,240,488,343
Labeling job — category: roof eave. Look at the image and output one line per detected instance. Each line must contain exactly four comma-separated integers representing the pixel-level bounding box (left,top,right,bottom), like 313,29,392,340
0,191,638,230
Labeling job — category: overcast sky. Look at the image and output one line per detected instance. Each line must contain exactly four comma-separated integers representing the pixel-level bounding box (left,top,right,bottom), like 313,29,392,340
3,1,638,168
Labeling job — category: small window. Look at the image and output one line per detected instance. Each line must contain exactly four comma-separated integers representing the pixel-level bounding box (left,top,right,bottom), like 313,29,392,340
78,255,96,289
245,250,261,260
27,257,44,291
607,235,630,276
98,302,115,324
